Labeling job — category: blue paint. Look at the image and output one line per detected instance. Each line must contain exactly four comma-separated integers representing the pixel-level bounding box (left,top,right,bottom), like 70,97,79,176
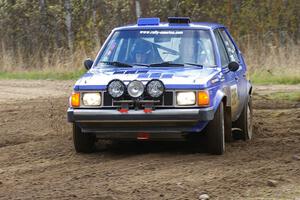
136,70,148,74
161,74,173,79
74,85,106,91
113,71,125,74
125,70,137,74
137,18,160,26
149,73,161,78
137,73,149,78
164,84,201,90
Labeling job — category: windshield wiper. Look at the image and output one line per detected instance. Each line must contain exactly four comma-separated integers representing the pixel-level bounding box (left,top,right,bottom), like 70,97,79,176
149,61,184,67
100,61,133,68
133,63,149,67
184,62,203,68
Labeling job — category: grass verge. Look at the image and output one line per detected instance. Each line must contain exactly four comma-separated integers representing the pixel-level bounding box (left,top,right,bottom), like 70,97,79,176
0,70,85,80
0,69,299,85
267,92,300,102
250,72,300,84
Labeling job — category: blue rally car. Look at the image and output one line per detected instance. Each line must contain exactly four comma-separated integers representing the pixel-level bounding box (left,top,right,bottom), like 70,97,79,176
67,17,253,155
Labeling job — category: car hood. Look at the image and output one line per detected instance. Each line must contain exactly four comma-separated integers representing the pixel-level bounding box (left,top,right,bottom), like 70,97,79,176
75,67,221,90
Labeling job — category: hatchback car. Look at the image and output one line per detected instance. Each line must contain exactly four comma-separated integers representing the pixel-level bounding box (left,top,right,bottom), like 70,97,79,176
67,17,253,155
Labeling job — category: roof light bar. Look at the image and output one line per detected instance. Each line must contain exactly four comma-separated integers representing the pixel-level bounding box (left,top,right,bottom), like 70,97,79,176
137,18,160,26
168,17,191,24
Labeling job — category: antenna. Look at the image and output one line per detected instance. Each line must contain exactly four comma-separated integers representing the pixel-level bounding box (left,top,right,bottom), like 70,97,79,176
174,0,180,17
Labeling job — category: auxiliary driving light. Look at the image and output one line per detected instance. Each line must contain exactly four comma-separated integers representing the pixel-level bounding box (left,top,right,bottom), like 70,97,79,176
107,79,126,98
127,80,144,98
146,79,165,98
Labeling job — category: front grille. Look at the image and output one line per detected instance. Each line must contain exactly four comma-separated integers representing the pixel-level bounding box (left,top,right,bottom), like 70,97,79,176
103,92,113,106
103,91,174,107
164,91,173,106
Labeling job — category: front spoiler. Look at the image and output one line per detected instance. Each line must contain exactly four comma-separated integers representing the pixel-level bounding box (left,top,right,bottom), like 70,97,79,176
67,108,214,123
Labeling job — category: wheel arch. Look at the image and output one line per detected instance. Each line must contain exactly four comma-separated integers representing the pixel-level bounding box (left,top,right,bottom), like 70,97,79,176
213,89,231,114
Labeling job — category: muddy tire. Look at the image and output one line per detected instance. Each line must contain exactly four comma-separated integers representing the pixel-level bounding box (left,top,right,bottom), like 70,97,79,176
233,96,253,140
73,123,96,153
224,106,233,142
206,102,225,155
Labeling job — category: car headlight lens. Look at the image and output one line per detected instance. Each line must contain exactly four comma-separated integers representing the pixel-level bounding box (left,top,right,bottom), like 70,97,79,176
82,93,101,106
127,80,144,98
176,91,196,106
107,79,125,98
146,79,165,98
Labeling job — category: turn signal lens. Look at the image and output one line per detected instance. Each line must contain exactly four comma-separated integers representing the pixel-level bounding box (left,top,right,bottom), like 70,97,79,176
71,93,80,107
198,91,210,106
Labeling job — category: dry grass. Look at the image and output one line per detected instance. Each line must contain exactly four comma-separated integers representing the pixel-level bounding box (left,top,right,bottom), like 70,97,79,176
0,37,299,83
0,42,96,73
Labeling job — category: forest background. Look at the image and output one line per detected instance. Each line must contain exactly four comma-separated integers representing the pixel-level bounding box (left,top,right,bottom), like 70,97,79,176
0,0,299,83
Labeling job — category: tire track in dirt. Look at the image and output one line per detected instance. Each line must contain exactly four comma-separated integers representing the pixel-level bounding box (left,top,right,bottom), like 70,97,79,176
0,81,299,200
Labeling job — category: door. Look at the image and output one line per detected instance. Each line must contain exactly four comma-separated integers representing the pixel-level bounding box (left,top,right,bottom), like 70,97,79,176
219,28,247,119
213,30,239,119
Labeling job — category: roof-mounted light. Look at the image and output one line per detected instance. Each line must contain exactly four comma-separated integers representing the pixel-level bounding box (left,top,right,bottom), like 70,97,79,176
168,17,190,24
137,18,160,26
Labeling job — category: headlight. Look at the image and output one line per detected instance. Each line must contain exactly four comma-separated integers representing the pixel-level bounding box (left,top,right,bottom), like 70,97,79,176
176,91,196,106
82,93,101,106
127,80,144,98
146,79,165,98
107,79,125,98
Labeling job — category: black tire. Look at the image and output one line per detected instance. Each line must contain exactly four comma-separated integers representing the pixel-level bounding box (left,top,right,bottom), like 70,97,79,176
73,123,96,153
224,105,233,142
233,96,253,140
205,102,225,155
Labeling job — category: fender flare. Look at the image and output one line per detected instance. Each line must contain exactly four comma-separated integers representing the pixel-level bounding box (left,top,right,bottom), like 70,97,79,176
213,89,227,112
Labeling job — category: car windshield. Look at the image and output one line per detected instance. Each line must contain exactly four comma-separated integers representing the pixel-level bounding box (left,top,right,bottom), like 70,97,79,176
94,29,215,68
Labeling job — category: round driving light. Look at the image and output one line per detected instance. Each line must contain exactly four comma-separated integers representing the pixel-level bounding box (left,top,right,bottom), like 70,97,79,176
146,79,165,98
127,80,144,98
107,79,125,98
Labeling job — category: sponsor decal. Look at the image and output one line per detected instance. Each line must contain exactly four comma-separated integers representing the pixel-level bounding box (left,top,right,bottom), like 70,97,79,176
230,84,238,108
139,30,183,35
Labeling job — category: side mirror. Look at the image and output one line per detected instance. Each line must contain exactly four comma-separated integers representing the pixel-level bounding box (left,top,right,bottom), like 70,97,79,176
228,61,239,72
84,59,93,70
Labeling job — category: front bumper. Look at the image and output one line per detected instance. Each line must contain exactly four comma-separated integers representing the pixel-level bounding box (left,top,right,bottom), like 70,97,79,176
67,108,214,123
67,108,214,140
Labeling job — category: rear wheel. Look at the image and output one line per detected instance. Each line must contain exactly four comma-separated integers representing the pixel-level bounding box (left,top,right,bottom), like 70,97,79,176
73,123,96,153
205,102,225,155
233,96,253,140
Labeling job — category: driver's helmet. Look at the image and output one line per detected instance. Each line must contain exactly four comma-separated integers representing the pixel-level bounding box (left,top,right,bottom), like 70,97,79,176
131,39,152,63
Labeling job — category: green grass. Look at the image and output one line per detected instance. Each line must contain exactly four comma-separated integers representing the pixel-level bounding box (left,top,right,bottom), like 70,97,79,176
250,72,300,84
267,92,300,101
0,70,85,80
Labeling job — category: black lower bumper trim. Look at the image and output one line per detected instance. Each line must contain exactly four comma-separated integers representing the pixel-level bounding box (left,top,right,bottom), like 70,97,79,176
67,108,214,123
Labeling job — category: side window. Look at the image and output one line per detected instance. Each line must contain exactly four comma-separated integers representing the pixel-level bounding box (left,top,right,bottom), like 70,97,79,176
219,29,239,62
214,30,229,67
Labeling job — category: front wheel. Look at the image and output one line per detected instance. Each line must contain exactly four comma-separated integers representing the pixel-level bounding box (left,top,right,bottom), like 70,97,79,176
233,96,253,140
73,123,96,153
205,102,225,155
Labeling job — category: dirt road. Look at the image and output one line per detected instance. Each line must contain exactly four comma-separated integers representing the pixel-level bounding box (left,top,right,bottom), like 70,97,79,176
0,80,299,200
